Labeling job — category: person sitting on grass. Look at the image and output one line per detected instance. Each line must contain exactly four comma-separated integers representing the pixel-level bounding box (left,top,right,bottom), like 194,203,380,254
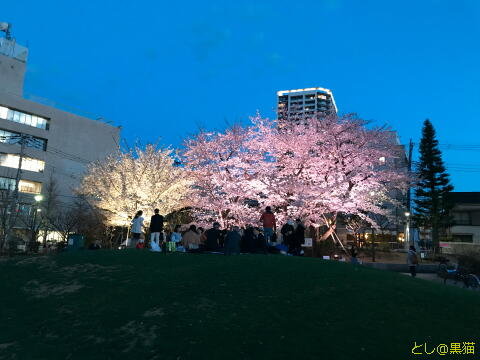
183,225,201,251
281,219,295,255
241,225,256,253
171,225,182,244
224,226,241,255
254,227,267,254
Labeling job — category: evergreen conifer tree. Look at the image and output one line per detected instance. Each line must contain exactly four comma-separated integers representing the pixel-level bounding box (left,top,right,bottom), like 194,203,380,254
414,119,454,250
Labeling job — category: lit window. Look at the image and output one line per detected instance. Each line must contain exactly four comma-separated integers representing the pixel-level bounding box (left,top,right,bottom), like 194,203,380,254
0,106,49,130
25,114,32,126
0,106,7,119
0,177,41,194
19,179,42,194
0,153,45,172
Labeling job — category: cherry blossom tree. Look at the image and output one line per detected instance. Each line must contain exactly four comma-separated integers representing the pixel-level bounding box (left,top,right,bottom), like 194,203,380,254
250,113,411,239
182,125,262,227
79,144,190,226
182,113,411,237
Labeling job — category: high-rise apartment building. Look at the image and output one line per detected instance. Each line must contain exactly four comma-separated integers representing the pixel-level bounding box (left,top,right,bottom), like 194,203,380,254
0,24,120,226
277,87,337,123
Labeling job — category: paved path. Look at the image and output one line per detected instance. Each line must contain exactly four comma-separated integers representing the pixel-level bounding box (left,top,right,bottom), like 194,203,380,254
401,272,480,290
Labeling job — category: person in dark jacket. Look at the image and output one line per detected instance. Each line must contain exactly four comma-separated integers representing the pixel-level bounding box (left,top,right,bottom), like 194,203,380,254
255,227,268,254
407,245,418,277
281,219,295,253
292,218,305,255
350,244,359,264
150,209,164,244
241,226,256,253
204,222,222,251
224,226,241,255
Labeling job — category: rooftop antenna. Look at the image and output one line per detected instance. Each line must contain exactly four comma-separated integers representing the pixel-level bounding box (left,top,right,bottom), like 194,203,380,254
0,22,12,40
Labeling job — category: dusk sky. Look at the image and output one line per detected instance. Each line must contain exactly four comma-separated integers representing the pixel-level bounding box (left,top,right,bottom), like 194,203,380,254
5,0,480,191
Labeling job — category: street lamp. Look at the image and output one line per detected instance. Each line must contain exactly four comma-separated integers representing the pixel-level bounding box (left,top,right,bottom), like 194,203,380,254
30,194,43,251
404,211,411,248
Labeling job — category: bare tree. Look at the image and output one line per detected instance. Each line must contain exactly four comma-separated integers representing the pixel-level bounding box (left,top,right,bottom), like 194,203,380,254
0,187,16,252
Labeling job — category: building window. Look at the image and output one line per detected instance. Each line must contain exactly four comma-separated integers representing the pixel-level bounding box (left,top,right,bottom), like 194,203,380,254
0,105,50,130
451,234,473,243
0,177,15,191
0,153,45,172
453,212,471,225
0,129,47,151
0,176,41,194
19,179,42,194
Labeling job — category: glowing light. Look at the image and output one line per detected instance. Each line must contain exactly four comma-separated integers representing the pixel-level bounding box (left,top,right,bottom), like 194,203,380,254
34,194,43,202
277,87,333,96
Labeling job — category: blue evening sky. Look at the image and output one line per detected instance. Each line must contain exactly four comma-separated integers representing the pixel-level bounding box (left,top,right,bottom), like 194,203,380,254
4,0,480,191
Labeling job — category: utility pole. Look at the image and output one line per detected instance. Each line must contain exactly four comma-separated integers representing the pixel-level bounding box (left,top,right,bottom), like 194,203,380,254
13,134,28,207
371,228,376,262
406,139,413,212
405,139,414,248
1,134,31,251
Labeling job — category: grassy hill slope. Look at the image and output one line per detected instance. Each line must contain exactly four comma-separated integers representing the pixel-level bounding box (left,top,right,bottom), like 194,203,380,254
1,251,478,360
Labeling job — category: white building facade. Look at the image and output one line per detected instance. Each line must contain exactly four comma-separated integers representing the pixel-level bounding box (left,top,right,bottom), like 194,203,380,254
0,26,120,227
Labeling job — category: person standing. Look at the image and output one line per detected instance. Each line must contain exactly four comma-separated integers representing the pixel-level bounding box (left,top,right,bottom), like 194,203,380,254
150,209,164,246
281,219,295,254
204,222,222,251
407,245,418,277
260,206,276,244
293,218,305,256
130,211,144,248
350,244,359,264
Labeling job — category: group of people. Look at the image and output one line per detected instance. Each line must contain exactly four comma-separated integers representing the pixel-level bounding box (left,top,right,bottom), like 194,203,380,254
128,206,306,256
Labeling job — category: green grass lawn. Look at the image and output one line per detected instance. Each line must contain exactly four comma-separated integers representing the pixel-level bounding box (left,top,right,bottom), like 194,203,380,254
0,251,479,360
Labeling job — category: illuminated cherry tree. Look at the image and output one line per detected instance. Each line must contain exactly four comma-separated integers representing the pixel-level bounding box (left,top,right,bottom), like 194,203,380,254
79,144,190,226
182,125,263,227
251,114,410,238
183,113,410,234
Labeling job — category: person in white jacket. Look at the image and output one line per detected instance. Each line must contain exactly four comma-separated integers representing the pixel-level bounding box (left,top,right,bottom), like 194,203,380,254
130,211,144,248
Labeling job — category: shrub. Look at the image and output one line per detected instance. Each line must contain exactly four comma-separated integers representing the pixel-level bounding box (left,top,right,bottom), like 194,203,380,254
457,252,480,275
314,238,336,257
